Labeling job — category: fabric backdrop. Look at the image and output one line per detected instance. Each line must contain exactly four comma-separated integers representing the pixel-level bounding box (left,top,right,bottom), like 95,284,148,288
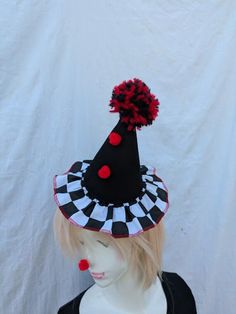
1,1,235,313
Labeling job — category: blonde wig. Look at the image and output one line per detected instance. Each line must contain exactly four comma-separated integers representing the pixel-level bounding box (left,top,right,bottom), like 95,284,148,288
54,208,165,289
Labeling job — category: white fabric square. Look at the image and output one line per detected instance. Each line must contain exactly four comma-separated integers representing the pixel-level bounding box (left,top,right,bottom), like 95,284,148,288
155,197,168,213
144,175,153,182
146,182,158,196
55,175,68,188
90,204,108,221
74,196,91,209
130,203,146,217
70,211,89,227
67,180,81,192
156,181,166,191
140,194,154,211
56,192,71,206
146,166,155,175
126,218,142,235
81,162,89,171
112,206,126,222
101,219,113,233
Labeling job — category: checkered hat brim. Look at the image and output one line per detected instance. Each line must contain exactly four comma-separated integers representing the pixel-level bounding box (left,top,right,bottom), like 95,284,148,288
53,161,169,238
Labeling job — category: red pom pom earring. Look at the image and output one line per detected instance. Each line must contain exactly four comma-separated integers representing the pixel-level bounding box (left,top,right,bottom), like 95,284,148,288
78,259,90,271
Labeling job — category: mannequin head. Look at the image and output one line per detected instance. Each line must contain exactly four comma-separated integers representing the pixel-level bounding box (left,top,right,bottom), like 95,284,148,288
54,208,165,289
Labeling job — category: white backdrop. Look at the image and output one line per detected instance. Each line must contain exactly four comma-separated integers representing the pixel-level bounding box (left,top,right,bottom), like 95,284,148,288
1,1,236,313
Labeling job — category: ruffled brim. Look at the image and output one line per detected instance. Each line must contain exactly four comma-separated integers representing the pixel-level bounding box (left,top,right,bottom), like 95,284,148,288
53,161,169,238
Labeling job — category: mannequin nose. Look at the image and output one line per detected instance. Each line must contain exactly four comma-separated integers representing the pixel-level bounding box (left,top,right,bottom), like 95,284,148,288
84,247,95,269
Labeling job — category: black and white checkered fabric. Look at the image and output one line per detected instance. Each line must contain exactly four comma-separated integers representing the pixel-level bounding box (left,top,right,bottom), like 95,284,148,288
53,161,169,238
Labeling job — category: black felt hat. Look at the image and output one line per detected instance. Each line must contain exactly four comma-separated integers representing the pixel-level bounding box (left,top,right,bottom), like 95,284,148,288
53,78,169,238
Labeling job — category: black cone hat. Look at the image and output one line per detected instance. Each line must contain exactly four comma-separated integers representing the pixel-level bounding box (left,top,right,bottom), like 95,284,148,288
84,119,142,205
53,78,169,238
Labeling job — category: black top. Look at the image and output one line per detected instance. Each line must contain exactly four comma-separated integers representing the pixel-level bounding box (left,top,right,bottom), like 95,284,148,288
58,272,197,314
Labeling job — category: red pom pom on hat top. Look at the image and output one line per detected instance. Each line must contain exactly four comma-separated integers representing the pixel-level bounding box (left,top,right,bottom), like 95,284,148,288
98,165,111,179
109,78,159,131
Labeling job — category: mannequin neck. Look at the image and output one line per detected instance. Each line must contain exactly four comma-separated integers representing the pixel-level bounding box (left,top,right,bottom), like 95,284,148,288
98,268,154,312
80,269,167,314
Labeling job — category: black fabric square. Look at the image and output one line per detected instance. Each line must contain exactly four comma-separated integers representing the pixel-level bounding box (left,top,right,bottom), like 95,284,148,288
69,189,85,201
83,202,96,217
157,187,168,202
138,201,149,215
149,206,163,222
137,216,153,229
106,206,114,220
112,222,129,237
140,165,148,175
69,161,83,173
68,174,81,183
85,218,104,230
153,175,162,182
60,202,78,217
146,190,157,203
125,207,135,222
56,185,67,193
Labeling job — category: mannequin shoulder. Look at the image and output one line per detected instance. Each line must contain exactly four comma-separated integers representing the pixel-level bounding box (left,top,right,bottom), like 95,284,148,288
57,286,93,314
162,271,197,314
162,271,193,288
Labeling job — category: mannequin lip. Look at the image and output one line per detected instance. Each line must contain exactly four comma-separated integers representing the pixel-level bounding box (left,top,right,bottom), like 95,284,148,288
91,272,105,279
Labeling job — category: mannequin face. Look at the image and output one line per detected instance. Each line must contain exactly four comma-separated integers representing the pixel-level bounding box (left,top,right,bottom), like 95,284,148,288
78,230,129,288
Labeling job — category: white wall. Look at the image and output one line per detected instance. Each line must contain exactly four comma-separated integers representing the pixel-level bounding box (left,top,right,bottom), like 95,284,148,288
0,1,235,313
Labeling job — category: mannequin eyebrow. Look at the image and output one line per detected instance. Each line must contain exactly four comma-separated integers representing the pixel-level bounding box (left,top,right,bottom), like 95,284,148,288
96,240,109,247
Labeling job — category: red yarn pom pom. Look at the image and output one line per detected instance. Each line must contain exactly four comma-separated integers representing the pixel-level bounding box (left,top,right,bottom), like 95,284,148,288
109,132,122,146
78,259,90,271
98,165,111,179
109,78,159,131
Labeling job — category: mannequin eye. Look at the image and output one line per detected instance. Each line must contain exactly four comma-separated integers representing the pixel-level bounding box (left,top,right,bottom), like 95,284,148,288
97,240,109,248
79,240,84,246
